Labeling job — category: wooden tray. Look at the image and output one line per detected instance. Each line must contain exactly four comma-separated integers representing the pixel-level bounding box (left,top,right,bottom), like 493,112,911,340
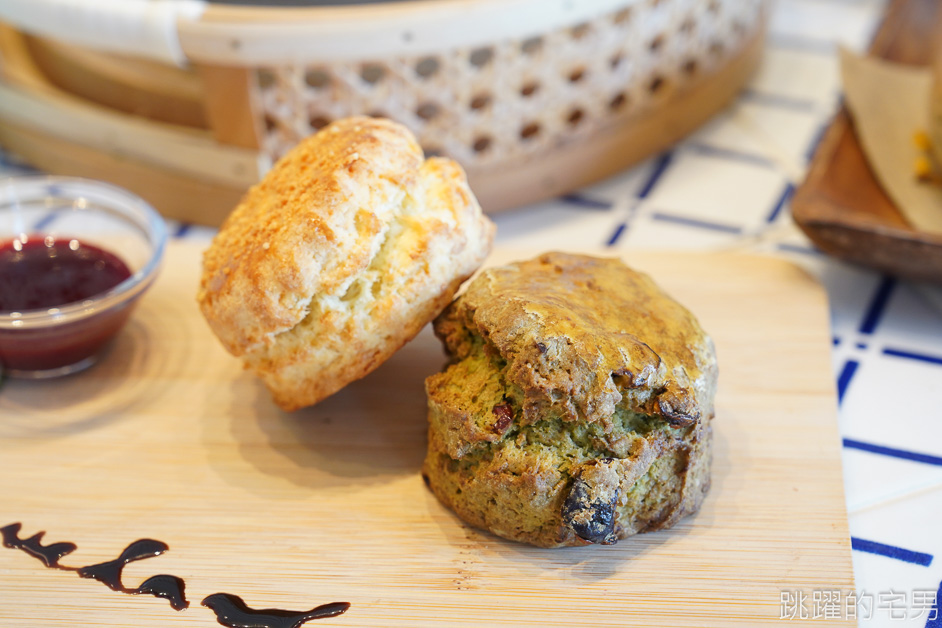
791,0,942,283
0,243,854,627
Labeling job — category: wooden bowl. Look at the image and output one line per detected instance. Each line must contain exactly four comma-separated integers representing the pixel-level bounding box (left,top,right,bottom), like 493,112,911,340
792,0,942,283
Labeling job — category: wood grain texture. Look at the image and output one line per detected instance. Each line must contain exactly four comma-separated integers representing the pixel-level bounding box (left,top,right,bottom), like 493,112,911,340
0,243,854,627
197,64,264,150
0,122,247,226
22,35,208,129
791,0,942,282
0,81,261,189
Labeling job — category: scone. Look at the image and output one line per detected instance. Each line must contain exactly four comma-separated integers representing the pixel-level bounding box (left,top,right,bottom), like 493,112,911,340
198,117,495,411
422,252,717,548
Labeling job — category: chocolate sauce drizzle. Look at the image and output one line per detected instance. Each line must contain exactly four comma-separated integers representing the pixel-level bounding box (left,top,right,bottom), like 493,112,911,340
1,523,188,610
202,593,350,628
135,574,190,611
1,522,76,568
1,522,350,626
77,538,169,589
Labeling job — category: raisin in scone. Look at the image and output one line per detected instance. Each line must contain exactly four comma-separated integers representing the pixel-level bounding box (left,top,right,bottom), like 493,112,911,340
198,117,494,411
422,252,717,548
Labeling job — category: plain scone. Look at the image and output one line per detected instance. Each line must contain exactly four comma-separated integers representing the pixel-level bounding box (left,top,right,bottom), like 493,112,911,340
198,117,495,411
422,252,717,548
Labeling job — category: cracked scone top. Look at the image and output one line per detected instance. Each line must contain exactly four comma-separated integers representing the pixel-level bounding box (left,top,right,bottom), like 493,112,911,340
422,252,717,548
198,117,494,411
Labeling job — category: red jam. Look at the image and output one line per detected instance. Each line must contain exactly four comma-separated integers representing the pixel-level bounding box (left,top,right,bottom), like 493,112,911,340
0,236,134,374
0,237,131,311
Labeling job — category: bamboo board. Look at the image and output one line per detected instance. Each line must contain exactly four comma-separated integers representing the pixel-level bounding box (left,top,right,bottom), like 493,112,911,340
0,243,854,627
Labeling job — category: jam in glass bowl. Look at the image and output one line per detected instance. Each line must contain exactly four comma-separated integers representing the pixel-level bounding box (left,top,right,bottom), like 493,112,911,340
0,176,167,378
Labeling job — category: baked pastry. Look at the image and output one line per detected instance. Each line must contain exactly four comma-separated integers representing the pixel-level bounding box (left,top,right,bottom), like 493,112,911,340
198,117,495,411
422,252,716,548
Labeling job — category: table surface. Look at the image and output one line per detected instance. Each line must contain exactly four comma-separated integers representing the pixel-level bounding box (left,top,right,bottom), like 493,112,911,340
0,244,856,627
2,1,940,626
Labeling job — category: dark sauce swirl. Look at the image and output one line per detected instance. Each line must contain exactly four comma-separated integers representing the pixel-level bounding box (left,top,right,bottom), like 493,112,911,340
2,523,188,610
1,523,349,626
1,522,76,568
202,593,350,628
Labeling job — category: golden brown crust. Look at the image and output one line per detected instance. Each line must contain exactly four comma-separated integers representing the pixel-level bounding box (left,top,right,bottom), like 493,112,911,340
199,117,423,354
198,117,494,410
422,253,716,547
434,252,717,428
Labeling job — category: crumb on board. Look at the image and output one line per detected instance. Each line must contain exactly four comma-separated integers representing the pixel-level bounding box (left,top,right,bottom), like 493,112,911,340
913,129,942,185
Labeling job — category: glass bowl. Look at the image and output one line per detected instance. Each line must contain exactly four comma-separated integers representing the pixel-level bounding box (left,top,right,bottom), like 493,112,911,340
0,176,167,378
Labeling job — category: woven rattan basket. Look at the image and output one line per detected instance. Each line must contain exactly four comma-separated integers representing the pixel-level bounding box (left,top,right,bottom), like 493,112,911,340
0,0,769,225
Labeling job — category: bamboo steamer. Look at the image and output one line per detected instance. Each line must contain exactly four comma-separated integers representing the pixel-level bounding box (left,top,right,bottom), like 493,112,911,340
0,0,770,225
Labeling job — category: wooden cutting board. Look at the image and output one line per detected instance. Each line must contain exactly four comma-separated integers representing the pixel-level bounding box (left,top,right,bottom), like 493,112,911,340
0,242,854,627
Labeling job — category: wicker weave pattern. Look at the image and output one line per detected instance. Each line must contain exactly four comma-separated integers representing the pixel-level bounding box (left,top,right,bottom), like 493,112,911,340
256,0,766,167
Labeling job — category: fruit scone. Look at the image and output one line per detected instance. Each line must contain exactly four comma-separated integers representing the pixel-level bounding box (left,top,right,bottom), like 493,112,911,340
422,252,717,548
198,117,494,411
